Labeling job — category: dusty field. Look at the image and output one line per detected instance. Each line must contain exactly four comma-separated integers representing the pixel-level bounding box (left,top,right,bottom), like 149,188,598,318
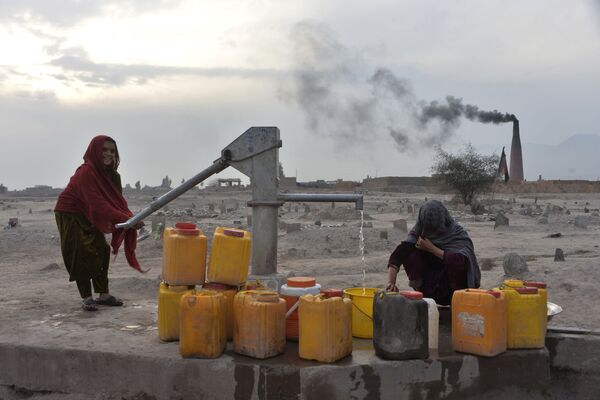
1,187,599,353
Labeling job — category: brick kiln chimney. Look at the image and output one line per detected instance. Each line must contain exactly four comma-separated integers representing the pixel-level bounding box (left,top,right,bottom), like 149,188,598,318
509,118,524,183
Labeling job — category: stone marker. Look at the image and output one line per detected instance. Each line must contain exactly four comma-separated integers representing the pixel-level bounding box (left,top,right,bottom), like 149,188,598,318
554,248,565,262
494,213,509,229
304,205,310,213
380,231,388,240
393,219,408,232
286,223,302,233
219,201,226,214
247,215,252,226
574,216,587,229
480,258,494,271
519,207,532,216
208,204,214,212
503,253,529,277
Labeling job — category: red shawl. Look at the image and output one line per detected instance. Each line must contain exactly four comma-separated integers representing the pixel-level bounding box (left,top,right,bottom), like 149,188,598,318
55,135,144,272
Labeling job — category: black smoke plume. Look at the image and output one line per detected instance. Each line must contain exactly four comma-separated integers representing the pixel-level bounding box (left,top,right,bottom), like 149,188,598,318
283,21,515,151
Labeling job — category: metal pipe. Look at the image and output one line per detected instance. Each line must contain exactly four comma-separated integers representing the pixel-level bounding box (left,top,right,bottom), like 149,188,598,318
278,193,363,210
115,159,229,229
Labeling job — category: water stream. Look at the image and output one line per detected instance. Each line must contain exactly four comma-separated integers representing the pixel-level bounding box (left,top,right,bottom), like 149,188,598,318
359,210,366,292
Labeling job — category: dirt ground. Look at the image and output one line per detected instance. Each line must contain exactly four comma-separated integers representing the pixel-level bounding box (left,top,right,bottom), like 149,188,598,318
1,188,599,353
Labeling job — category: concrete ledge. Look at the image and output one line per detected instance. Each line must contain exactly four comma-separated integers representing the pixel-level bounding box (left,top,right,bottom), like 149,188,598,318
545,331,600,400
546,331,600,373
0,341,550,400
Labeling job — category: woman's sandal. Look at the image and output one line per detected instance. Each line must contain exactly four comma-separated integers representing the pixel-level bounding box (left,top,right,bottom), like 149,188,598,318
82,298,98,311
96,295,123,307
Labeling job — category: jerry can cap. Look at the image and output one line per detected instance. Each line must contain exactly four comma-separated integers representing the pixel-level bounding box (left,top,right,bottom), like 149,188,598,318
399,290,423,300
254,292,280,303
503,279,524,288
487,290,501,298
524,281,547,289
203,282,238,291
515,287,538,295
223,228,244,237
175,222,200,235
287,277,317,287
322,288,343,298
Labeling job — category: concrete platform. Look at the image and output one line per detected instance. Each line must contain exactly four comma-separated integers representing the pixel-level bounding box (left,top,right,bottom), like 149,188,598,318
1,271,598,399
0,315,558,400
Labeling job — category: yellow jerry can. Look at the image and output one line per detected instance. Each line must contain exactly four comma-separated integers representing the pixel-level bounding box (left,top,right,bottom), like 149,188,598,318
233,290,286,359
179,290,227,359
162,222,207,286
202,282,239,340
207,227,251,286
158,282,195,342
298,294,352,363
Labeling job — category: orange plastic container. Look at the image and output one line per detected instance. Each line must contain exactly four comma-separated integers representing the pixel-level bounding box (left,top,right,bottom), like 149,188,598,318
163,222,207,285
298,294,352,363
202,282,238,340
501,286,545,349
179,290,227,358
452,289,507,357
281,277,321,340
207,227,251,286
158,282,195,342
233,290,286,359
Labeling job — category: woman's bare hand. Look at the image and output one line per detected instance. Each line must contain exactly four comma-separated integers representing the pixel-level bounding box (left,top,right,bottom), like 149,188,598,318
415,236,445,259
415,236,435,252
133,221,145,230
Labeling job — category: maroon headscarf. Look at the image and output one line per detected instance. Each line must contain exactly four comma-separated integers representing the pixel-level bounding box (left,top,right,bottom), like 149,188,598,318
55,135,144,272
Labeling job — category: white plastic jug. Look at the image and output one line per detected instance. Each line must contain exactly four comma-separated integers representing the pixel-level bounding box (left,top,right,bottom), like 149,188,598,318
423,298,439,351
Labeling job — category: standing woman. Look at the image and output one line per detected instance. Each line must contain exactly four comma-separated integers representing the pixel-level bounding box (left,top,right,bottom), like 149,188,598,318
386,200,480,305
55,135,144,311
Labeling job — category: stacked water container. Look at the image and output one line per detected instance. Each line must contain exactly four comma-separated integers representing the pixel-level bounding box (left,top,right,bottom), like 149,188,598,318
159,222,207,342
204,227,252,344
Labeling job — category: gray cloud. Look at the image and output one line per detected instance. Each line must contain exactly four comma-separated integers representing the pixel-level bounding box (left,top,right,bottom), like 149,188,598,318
0,89,248,190
46,47,285,87
0,0,183,27
284,21,515,152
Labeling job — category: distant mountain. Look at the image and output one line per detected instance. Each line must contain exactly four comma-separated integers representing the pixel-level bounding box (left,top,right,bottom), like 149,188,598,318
476,134,600,181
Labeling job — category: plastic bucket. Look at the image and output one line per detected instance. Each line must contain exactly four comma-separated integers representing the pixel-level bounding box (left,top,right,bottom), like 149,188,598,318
343,287,380,338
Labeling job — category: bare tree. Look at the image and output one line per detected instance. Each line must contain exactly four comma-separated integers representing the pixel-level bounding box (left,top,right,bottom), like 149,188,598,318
432,144,499,206
278,162,285,178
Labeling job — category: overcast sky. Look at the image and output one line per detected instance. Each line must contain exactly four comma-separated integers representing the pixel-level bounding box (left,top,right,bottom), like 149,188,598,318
2,0,600,189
